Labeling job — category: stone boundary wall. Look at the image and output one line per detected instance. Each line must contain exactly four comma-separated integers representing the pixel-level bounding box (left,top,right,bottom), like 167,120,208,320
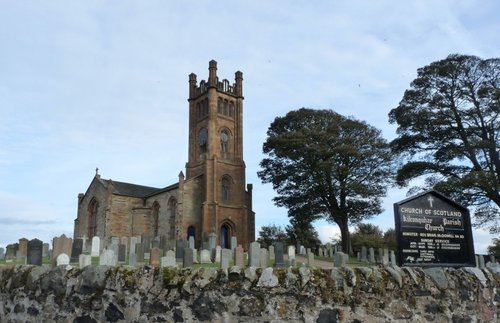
0,264,499,322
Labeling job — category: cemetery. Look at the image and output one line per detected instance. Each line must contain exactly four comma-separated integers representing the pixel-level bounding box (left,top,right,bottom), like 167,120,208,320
0,233,499,322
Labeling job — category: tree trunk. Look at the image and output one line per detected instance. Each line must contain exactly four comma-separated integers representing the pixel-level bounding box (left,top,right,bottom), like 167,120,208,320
338,217,351,255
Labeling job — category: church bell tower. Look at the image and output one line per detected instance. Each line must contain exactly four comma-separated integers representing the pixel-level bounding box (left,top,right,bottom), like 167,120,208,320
185,60,254,249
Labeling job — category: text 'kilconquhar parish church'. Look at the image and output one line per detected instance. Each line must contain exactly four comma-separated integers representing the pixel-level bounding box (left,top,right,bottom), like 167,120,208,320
73,61,256,250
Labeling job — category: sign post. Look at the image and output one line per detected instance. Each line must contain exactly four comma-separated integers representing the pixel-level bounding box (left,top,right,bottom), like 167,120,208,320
394,190,475,267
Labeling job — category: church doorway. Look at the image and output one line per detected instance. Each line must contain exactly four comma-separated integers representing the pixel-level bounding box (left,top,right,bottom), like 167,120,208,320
187,226,196,242
220,224,230,249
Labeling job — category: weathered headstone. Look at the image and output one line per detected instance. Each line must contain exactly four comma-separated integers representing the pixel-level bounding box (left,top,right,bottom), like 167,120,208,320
230,236,237,251
260,248,269,268
268,245,275,260
120,236,129,254
150,247,161,268
188,236,195,250
142,236,151,252
118,244,126,262
249,242,261,267
221,248,231,270
91,236,100,257
208,233,216,251
0,248,4,260
368,248,375,263
382,248,389,266
200,249,211,264
111,236,120,247
390,250,397,266
79,254,91,268
234,245,244,267
71,239,84,263
193,248,198,263
128,253,137,267
361,246,367,261
81,235,89,253
152,237,160,249
183,248,193,268
288,246,296,261
175,240,185,261
162,250,176,268
27,239,43,266
136,243,144,263
214,245,222,263
130,237,139,257
100,249,117,266
274,242,285,267
42,243,49,258
478,255,485,269
307,251,315,266
300,246,306,255
18,238,28,257
56,253,70,267
333,251,347,267
5,244,17,260
16,250,26,265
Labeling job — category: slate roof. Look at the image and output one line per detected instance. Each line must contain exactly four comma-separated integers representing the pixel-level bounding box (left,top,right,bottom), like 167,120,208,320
102,179,162,198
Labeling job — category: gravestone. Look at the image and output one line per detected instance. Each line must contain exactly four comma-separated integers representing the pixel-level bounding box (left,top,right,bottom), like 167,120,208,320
390,250,397,266
0,248,4,260
79,254,91,268
16,250,26,265
42,243,49,258
200,249,211,264
56,253,70,267
55,234,72,260
260,248,269,268
249,242,261,267
193,248,198,263
478,255,485,269
208,233,216,251
136,243,144,263
27,239,43,266
91,237,100,257
221,248,231,270
300,246,306,255
6,244,17,260
183,248,193,268
81,235,88,253
230,236,237,251
307,251,314,266
150,247,161,268
333,251,347,267
130,237,139,257
118,244,126,262
110,239,119,260
368,248,375,263
214,246,222,263
288,246,296,261
71,239,84,263
175,240,185,262
234,245,244,267
128,253,137,267
152,237,160,249
188,236,195,250
382,248,389,266
120,237,129,253
100,249,117,266
163,250,176,268
361,246,367,261
18,238,28,257
142,236,151,252
274,242,285,267
268,245,275,260
111,236,120,247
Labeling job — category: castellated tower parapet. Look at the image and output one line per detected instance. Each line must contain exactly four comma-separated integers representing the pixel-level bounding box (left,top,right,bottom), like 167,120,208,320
188,60,243,100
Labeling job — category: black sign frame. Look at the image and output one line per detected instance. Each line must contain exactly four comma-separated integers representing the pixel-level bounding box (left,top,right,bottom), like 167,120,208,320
394,190,475,267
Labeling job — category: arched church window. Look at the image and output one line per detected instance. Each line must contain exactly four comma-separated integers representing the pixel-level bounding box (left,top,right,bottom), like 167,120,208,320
87,198,99,238
220,130,229,153
221,176,231,202
152,201,160,237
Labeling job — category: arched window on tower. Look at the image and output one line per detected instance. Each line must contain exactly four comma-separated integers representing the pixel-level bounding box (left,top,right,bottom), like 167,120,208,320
220,224,230,249
152,201,160,237
87,198,99,238
221,175,231,202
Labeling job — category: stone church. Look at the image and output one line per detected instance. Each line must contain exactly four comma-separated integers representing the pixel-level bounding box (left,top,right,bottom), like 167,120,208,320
73,61,255,250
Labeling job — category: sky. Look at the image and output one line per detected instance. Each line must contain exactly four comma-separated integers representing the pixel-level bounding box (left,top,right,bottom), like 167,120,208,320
1,1,499,254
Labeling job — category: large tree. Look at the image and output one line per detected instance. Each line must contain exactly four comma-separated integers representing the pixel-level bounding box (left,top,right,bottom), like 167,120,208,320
256,224,288,248
258,108,393,254
389,54,500,232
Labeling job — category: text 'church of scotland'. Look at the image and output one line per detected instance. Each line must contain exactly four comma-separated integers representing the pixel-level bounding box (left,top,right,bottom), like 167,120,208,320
73,61,256,250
